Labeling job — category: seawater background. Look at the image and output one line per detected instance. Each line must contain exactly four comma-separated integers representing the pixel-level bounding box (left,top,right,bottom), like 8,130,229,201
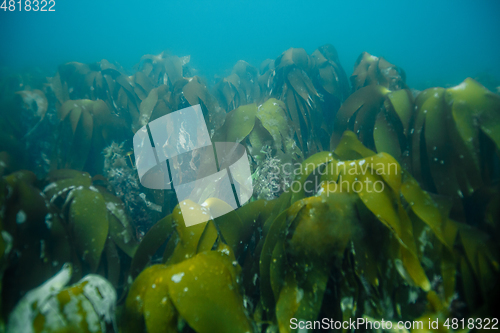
1,0,499,90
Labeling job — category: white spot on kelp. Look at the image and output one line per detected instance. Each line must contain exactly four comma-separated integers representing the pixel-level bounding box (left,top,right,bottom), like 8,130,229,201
171,272,185,283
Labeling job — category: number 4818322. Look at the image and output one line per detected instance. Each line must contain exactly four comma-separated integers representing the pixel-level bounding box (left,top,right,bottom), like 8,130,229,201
1,0,55,11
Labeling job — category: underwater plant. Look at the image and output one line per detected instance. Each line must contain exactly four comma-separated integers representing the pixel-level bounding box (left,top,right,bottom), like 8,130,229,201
260,47,325,156
55,99,129,173
212,98,302,199
213,60,261,112
260,131,498,330
138,52,192,87
119,131,498,332
259,45,350,157
0,168,139,318
351,52,408,92
410,78,500,221
331,77,500,225
1,44,499,333
330,84,414,168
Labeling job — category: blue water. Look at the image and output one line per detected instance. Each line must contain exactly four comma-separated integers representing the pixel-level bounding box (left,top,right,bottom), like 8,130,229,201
1,0,500,89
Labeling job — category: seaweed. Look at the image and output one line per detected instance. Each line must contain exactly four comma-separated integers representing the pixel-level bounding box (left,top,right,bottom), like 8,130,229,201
331,85,414,168
260,45,349,157
1,45,499,333
0,169,139,317
213,60,261,112
410,78,500,221
351,52,408,92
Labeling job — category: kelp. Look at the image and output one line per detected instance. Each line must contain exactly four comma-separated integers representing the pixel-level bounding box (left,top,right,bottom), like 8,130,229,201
125,196,278,332
262,47,325,156
53,60,132,110
410,78,500,220
123,132,499,333
311,44,350,133
123,247,253,333
0,170,73,316
213,99,302,199
213,60,261,112
129,198,275,278
331,85,414,168
260,132,499,332
138,52,191,87
42,169,139,266
170,76,225,134
0,169,138,315
1,45,500,333
331,77,500,225
136,52,226,133
56,99,129,173
259,45,349,157
351,52,408,92
277,131,498,322
52,59,160,134
214,99,301,159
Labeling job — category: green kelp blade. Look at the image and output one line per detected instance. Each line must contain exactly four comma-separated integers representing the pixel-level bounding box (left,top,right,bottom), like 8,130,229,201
373,110,402,162
460,255,481,310
67,108,93,170
424,89,469,206
275,272,301,333
237,199,277,232
69,188,109,272
43,172,93,205
123,264,170,333
398,205,431,291
103,239,120,287
166,200,213,265
195,220,219,254
331,85,389,149
165,250,253,333
213,103,258,143
385,89,413,135
142,269,178,333
98,188,139,258
262,190,292,235
212,199,252,259
130,215,174,279
256,98,289,150
248,117,274,160
276,268,329,333
333,131,376,160
137,87,158,128
260,210,288,312
343,169,402,238
270,238,287,302
353,88,391,150
290,151,336,203
400,172,449,248
446,78,500,157
336,156,430,290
